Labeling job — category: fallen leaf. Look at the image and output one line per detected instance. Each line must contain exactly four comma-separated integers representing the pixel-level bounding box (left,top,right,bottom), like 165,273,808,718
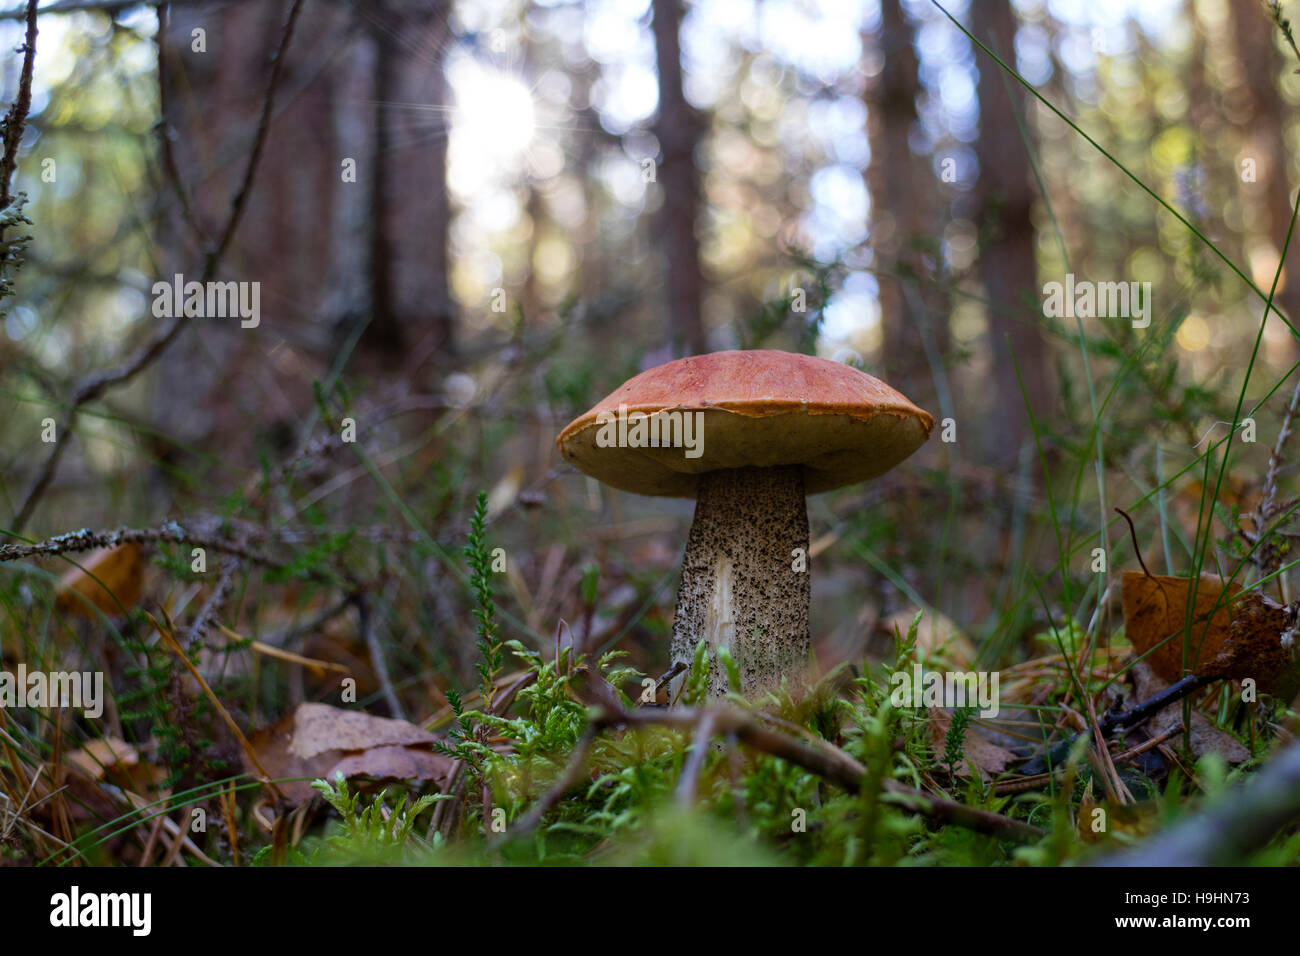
55,543,145,618
1210,592,1298,694
288,702,437,759
1122,571,1299,693
246,704,451,804
66,736,166,794
67,737,138,778
245,711,342,805
1121,571,1237,682
327,745,451,784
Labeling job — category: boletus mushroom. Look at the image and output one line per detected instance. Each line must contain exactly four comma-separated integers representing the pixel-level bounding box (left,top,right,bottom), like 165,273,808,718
557,349,933,698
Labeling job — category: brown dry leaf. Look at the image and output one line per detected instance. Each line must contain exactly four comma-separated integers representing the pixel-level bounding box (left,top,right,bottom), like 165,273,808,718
245,711,342,805
1210,592,1296,693
327,745,452,784
55,543,145,618
1131,661,1249,764
67,737,138,779
66,736,166,794
44,737,167,823
928,707,1016,780
1120,571,1238,682
247,705,451,804
288,702,437,758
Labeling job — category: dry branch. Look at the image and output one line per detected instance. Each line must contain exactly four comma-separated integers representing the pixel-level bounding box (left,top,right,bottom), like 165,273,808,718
506,691,1044,845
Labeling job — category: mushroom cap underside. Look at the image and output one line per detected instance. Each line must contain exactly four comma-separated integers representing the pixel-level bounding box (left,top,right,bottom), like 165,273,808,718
556,349,934,497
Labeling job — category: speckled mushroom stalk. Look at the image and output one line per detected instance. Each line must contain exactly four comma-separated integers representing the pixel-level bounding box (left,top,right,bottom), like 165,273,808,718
670,465,810,697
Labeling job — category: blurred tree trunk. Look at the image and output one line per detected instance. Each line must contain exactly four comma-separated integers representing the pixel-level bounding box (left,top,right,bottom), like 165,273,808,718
154,1,455,465
973,0,1048,462
865,1,925,378
1231,0,1300,344
521,31,545,325
364,0,455,380
155,0,341,457
651,0,706,356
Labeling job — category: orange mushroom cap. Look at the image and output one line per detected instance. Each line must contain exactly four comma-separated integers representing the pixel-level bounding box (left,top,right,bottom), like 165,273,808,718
556,349,934,497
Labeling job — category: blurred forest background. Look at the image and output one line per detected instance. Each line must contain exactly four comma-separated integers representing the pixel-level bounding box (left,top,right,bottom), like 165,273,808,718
4,0,1300,864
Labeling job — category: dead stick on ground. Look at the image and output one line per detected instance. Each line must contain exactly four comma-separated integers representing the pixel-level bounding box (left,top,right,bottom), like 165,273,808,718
509,728,598,837
1019,671,1216,776
675,711,719,807
507,701,1043,844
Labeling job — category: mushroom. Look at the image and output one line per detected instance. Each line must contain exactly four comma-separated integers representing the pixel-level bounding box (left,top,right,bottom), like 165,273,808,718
556,349,933,698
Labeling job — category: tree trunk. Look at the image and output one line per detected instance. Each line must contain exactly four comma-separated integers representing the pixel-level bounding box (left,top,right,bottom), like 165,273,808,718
1230,0,1300,351
364,0,455,381
865,1,926,377
972,0,1049,463
154,0,455,467
651,0,706,357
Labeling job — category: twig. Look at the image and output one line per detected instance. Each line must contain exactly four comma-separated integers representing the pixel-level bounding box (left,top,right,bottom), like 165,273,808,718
1247,371,1300,585
997,723,1186,795
0,1,38,324
675,710,718,806
217,623,350,675
1084,691,1132,806
358,593,403,719
507,728,597,838
156,3,204,243
109,785,220,867
0,0,212,20
157,806,190,867
221,783,239,868
1114,507,1152,578
508,697,1043,844
0,0,37,209
184,557,239,651
651,661,687,703
0,520,342,586
1114,722,1184,764
1018,672,1216,776
205,0,303,271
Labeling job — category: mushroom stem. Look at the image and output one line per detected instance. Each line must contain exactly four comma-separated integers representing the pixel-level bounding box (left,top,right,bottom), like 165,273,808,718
670,465,810,697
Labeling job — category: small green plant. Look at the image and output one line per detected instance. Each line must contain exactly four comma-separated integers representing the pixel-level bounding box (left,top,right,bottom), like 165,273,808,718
465,490,503,711
305,774,445,863
682,639,711,705
436,493,506,765
943,706,975,776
